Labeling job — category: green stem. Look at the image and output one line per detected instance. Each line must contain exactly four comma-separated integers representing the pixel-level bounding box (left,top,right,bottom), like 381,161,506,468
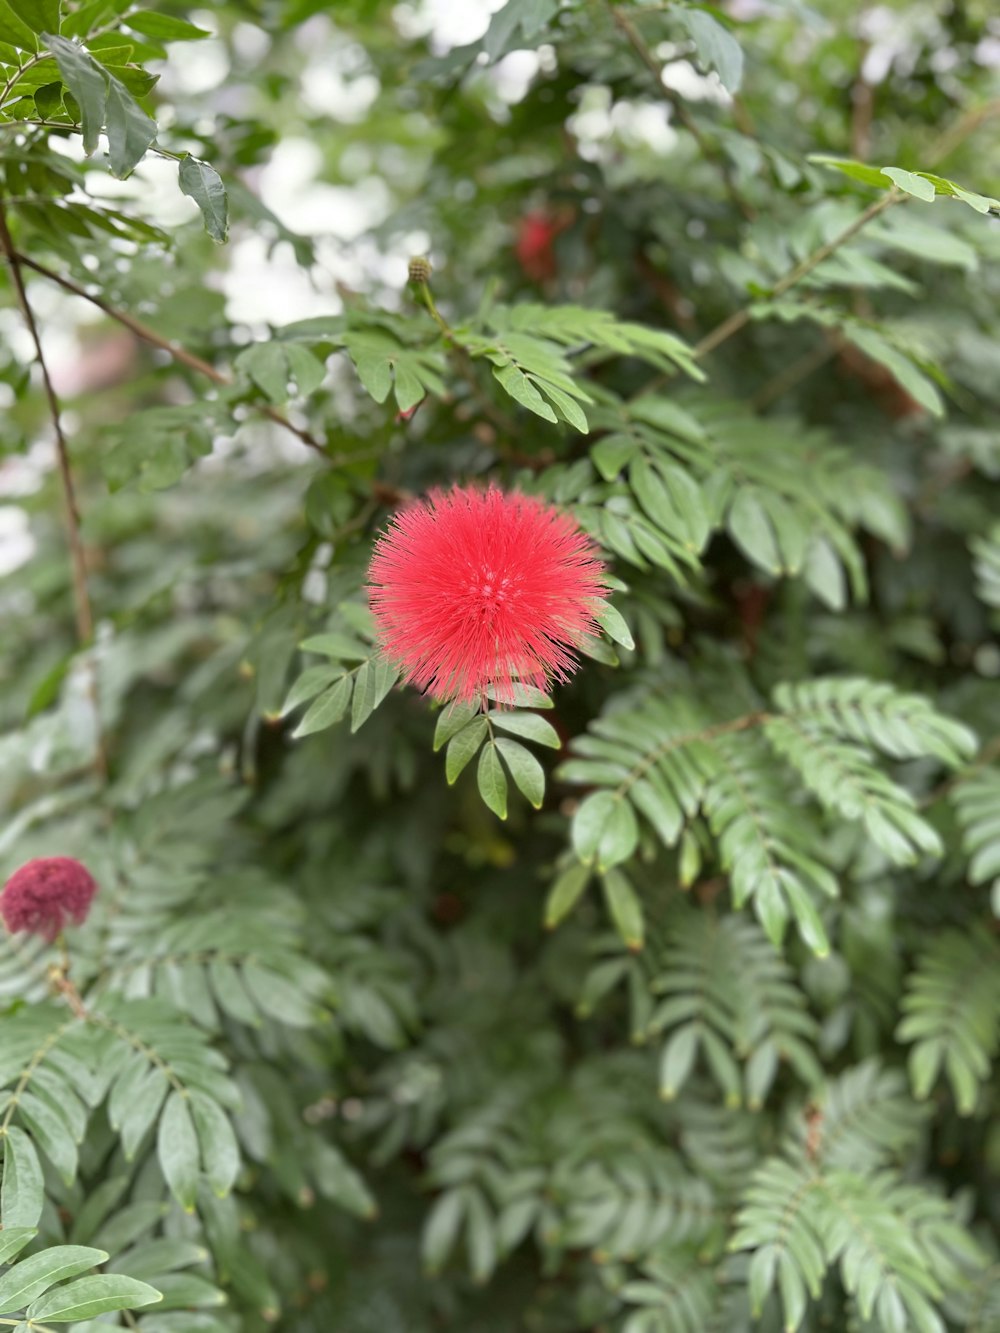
0,1019,78,1137
85,1012,188,1095
0,52,53,112
415,279,450,336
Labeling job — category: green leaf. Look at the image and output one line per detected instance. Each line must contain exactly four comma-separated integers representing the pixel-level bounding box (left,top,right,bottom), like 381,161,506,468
26,1274,162,1322
350,657,397,732
18,1092,78,1184
477,742,508,819
809,155,895,188
0,1231,36,1268
445,716,488,783
238,344,289,403
312,1142,376,1219
157,1092,200,1213
591,435,637,481
299,632,370,660
490,711,561,748
880,167,935,202
291,675,351,737
572,791,639,870
178,157,229,243
0,1246,108,1314
114,1061,167,1167
601,867,644,950
243,962,318,1027
104,74,157,177
433,698,480,751
32,78,63,116
729,488,782,574
1,1127,44,1228
0,0,37,49
280,664,343,717
659,1024,698,1099
125,11,211,41
485,682,554,709
538,378,589,432
495,737,545,808
544,863,591,928
482,0,559,61
596,601,634,650
844,326,944,417
208,959,261,1028
422,1190,465,1275
342,330,445,409
675,6,744,92
46,33,107,155
7,0,58,35
189,1091,239,1198
810,156,1000,214
492,361,558,423
803,537,847,610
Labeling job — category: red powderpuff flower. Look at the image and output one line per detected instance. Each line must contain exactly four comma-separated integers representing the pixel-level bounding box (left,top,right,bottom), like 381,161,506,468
368,485,607,704
1,857,98,942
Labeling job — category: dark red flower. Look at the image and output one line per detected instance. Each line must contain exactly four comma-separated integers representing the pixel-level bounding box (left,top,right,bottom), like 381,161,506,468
1,857,98,942
514,210,570,283
368,485,607,704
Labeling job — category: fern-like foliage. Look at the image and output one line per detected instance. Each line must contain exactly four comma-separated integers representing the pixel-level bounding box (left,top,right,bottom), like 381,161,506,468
421,1057,720,1281
0,996,240,1222
970,523,1000,609
555,1141,717,1263
896,929,1000,1113
618,1250,722,1333
812,1171,966,1333
579,905,821,1107
730,1063,978,1332
577,393,907,605
558,673,972,951
952,764,1000,912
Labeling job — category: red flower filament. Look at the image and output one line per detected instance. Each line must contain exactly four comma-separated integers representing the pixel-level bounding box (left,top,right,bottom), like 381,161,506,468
1,857,98,942
368,485,607,703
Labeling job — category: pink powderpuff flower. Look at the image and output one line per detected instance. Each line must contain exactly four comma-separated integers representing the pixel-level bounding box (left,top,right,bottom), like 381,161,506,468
368,484,607,703
1,857,98,942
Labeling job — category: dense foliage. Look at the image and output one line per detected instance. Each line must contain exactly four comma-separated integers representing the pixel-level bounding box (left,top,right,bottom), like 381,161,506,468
1,0,999,1329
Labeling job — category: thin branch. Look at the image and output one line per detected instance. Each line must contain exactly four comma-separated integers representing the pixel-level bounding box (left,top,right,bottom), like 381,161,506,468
605,1,755,221
924,96,1000,169
629,188,901,405
694,87,998,373
0,210,93,642
12,251,329,457
0,198,110,780
736,87,1000,418
694,189,901,359
749,339,838,411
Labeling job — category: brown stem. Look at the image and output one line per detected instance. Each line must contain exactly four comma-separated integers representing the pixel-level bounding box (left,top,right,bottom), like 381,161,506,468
924,97,1000,170
606,1,755,221
0,199,109,780
0,209,92,642
12,251,328,457
850,14,874,165
750,339,838,411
